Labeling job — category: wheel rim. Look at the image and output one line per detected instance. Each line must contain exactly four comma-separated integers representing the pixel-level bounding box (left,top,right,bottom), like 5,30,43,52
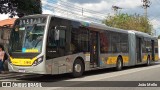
118,60,122,69
147,58,150,65
75,64,81,73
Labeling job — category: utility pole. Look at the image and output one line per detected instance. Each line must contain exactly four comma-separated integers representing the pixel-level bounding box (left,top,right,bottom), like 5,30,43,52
112,6,122,15
142,0,151,35
82,8,83,16
142,0,151,18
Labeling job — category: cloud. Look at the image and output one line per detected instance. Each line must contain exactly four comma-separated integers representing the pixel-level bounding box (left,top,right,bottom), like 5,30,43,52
0,14,10,20
150,18,160,36
67,0,103,4
115,0,142,9
42,9,53,14
66,0,142,10
62,0,144,19
0,0,159,35
150,18,160,30
30,0,160,36
147,1,160,17
61,0,160,36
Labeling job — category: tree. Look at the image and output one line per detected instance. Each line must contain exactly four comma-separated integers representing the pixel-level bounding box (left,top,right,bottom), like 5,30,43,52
103,13,153,34
158,35,160,39
0,0,42,18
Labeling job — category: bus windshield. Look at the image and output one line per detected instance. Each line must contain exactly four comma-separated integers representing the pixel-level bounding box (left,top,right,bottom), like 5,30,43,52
10,17,46,53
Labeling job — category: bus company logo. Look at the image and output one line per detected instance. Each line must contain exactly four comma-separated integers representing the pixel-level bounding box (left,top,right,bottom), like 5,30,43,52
1,82,42,87
2,82,12,87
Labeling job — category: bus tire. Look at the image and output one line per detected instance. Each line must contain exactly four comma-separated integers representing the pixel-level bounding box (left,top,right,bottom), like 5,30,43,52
146,57,150,66
72,59,84,77
116,57,123,71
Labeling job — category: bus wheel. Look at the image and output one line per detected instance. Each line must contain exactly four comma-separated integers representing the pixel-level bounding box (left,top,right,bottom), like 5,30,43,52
72,59,84,77
147,57,150,66
116,57,123,71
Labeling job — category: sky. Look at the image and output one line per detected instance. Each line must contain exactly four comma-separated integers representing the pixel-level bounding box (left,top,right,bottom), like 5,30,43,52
1,0,160,36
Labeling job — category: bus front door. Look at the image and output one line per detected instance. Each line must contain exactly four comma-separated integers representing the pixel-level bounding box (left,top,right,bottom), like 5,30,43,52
90,31,99,67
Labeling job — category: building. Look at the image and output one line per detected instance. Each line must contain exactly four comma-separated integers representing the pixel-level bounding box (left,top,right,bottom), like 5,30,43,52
0,18,17,52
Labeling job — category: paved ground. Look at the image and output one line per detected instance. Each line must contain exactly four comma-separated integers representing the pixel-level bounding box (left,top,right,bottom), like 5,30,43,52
0,72,29,80
1,62,160,90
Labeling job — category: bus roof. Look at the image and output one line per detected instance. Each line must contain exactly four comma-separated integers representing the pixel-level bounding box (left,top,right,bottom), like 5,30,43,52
20,14,49,18
89,22,128,34
130,30,152,38
49,15,129,34
20,14,154,37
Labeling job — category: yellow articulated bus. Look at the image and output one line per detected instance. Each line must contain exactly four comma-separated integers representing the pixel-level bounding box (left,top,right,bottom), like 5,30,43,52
8,14,159,77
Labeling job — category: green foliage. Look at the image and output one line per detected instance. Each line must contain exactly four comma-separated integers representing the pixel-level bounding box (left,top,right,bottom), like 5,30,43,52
158,35,160,39
0,0,42,17
103,13,153,34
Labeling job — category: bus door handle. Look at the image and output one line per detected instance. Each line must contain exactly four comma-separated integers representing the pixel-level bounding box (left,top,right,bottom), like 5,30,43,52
48,51,57,53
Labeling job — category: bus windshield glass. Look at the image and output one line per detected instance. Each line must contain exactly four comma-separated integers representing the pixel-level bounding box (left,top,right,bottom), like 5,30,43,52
10,17,46,53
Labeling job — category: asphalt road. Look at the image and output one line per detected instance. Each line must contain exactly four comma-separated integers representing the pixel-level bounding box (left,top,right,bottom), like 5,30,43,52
1,62,160,90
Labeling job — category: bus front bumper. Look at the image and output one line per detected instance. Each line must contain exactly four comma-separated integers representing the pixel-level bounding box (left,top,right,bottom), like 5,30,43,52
8,63,47,74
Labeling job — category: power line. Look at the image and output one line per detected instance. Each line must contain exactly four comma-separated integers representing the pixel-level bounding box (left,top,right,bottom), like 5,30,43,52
45,0,108,17
58,0,108,16
54,3,105,18
42,0,106,23
43,2,103,23
43,0,104,16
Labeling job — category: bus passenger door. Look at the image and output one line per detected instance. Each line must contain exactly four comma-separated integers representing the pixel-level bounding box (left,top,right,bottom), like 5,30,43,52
136,37,142,63
46,26,67,74
90,31,99,67
151,40,155,61
128,32,136,66
46,28,61,59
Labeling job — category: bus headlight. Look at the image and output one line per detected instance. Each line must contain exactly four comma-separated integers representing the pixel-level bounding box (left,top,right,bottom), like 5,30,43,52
32,56,43,66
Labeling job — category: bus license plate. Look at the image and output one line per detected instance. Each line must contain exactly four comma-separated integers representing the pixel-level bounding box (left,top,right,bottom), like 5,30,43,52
18,69,26,72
